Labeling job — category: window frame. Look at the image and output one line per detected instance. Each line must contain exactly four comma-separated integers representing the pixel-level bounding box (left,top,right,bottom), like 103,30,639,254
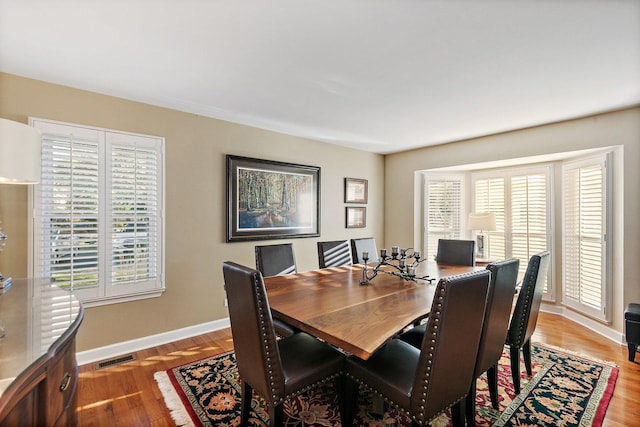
422,173,467,260
28,117,165,307
561,152,612,322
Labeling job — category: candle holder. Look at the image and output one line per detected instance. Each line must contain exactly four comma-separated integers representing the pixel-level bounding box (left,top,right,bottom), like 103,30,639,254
360,247,433,285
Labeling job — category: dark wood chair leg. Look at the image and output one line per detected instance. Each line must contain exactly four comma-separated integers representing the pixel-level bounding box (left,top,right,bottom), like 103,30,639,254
487,365,499,409
240,381,252,427
343,377,360,426
510,344,521,394
334,376,347,426
451,399,465,427
523,339,532,376
465,380,476,427
628,342,637,362
270,403,283,427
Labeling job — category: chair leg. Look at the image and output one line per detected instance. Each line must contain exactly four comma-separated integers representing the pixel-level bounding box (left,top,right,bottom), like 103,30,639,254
334,376,347,426
487,365,499,409
240,381,252,427
343,377,360,426
523,339,532,376
510,344,521,395
451,399,465,427
628,342,637,362
465,380,476,427
269,403,283,427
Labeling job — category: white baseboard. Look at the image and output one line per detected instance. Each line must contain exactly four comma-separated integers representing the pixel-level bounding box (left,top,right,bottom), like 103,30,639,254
76,317,231,366
77,305,627,366
540,302,625,346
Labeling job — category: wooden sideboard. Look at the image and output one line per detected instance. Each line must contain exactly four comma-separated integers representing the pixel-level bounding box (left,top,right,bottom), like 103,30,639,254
0,279,84,426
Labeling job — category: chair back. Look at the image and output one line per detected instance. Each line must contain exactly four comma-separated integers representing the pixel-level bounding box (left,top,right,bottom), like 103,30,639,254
317,240,353,268
222,262,285,401
350,237,378,264
255,243,297,276
474,258,520,377
507,251,551,348
435,239,476,266
411,270,490,421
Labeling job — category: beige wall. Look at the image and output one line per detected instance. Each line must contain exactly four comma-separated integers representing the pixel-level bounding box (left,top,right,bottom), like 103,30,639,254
385,107,640,336
0,73,385,351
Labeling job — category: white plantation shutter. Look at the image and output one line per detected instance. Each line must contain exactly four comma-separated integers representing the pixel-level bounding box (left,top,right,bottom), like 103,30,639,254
474,177,506,259
35,122,101,296
473,166,552,296
31,118,164,305
108,133,161,294
511,174,548,279
424,175,463,259
562,153,610,321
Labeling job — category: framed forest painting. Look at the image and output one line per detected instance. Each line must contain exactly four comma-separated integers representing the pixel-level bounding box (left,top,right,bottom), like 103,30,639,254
226,155,320,242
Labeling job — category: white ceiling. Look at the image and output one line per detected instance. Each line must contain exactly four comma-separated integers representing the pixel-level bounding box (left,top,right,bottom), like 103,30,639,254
1,1,639,154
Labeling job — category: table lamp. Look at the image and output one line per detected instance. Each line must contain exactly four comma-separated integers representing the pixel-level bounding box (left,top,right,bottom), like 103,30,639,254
468,212,496,259
0,118,42,289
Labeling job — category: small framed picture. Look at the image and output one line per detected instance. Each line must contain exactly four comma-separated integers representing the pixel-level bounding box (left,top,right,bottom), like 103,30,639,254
346,207,366,228
344,178,368,204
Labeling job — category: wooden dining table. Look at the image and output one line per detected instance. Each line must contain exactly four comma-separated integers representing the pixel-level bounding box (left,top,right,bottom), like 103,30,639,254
264,261,480,360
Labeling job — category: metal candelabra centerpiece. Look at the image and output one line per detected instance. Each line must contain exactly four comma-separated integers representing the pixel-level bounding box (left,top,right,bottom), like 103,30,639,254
360,246,433,285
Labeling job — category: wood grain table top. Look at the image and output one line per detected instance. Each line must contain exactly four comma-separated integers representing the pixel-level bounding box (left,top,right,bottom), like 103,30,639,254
264,261,479,359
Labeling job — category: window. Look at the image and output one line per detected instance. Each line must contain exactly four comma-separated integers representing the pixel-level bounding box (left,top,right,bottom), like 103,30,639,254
562,153,611,322
474,177,506,258
30,118,165,306
423,174,464,259
473,166,552,297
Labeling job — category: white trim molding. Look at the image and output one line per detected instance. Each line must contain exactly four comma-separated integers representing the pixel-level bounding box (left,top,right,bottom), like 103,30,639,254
76,317,231,366
540,303,625,346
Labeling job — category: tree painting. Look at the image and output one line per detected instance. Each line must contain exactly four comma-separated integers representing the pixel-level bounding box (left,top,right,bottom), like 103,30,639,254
237,168,314,230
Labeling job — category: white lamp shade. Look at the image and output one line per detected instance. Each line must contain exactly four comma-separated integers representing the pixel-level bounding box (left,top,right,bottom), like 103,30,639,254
468,212,496,231
0,118,42,184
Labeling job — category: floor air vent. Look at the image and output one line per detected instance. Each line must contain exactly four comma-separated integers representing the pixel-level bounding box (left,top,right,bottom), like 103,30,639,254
96,354,136,370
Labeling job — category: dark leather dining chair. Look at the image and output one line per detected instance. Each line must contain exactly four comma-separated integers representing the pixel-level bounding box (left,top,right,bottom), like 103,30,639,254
255,243,297,276
435,239,476,266
399,258,520,425
255,243,298,337
317,239,353,268
350,237,378,264
506,251,551,394
222,262,346,427
343,270,491,427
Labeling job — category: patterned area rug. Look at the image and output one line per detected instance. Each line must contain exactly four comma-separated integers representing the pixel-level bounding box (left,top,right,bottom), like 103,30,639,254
154,343,617,427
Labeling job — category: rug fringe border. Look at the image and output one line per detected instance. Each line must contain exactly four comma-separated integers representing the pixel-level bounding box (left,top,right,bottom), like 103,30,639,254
154,371,196,427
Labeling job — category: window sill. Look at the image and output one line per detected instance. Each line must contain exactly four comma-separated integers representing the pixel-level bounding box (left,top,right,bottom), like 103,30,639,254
80,288,165,308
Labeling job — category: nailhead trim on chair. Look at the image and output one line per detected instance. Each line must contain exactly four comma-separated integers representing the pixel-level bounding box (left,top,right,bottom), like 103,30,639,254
347,271,482,426
283,372,342,402
344,373,465,426
253,273,283,404
511,256,540,347
252,272,343,407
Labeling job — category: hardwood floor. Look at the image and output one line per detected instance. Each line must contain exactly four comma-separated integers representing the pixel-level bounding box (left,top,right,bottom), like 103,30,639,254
76,312,640,426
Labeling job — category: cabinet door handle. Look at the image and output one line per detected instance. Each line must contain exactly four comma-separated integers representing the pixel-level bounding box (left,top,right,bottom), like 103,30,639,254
60,373,72,392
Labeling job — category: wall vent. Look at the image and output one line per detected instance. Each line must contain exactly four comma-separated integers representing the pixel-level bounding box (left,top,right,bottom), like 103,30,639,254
95,354,136,370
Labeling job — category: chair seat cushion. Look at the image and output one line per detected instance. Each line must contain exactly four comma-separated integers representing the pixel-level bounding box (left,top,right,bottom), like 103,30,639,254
345,339,420,408
625,303,640,322
398,324,426,348
279,332,345,394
